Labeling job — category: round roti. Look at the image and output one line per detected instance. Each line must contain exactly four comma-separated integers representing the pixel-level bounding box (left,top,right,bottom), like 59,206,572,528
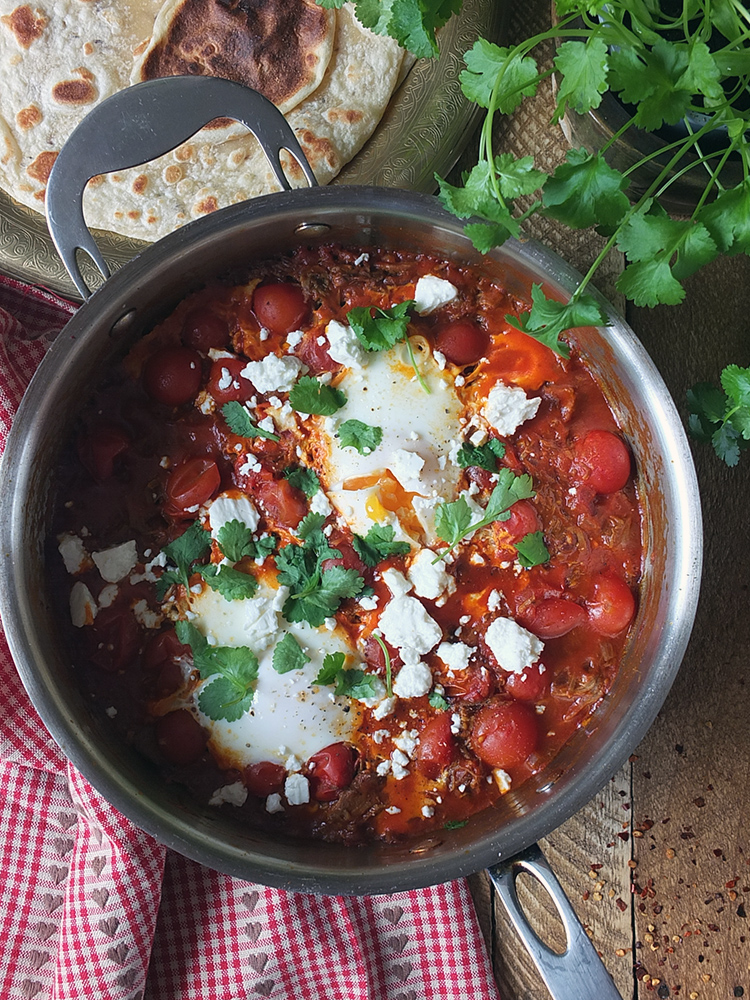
0,1,403,241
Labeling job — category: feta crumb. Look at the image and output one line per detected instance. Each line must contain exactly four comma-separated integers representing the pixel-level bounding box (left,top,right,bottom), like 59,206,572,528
433,350,447,370
393,729,420,757
238,453,262,476
241,354,303,394
132,599,162,630
284,772,310,805
325,319,366,367
389,449,426,493
58,533,89,575
377,761,392,776
436,641,473,674
385,805,401,814
393,661,432,699
493,769,512,794
286,330,304,349
373,696,396,720
378,596,442,658
450,712,461,735
70,582,97,627
469,427,489,447
413,275,458,315
92,540,138,583
309,490,333,518
265,793,284,814
487,589,503,612
209,781,248,807
484,616,544,675
381,567,413,600
206,494,260,536
354,252,369,266
359,594,379,612
257,415,276,434
372,729,390,744
421,804,435,818
407,548,456,602
285,754,303,774
98,584,118,609
484,383,541,436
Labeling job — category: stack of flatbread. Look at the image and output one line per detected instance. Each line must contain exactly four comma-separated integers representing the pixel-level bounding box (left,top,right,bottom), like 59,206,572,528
0,0,404,240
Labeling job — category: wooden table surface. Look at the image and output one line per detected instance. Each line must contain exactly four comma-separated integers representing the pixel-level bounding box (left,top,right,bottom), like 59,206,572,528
462,3,750,998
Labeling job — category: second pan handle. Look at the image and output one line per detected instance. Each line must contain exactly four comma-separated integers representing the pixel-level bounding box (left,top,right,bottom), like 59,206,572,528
45,76,317,299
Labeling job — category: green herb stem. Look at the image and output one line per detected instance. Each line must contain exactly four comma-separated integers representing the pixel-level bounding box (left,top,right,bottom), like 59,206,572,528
372,632,393,698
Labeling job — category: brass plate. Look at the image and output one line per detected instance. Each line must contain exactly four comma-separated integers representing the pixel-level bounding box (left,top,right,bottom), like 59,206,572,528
0,0,506,300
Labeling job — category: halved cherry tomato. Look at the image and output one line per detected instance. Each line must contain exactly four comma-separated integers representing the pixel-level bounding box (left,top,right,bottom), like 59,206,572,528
435,320,489,365
206,356,256,405
143,346,203,406
575,429,632,494
156,709,207,765
244,761,286,797
294,331,339,374
471,698,538,769
88,605,141,672
248,473,307,529
142,628,191,671
587,573,636,637
181,306,230,353
527,598,587,639
77,422,131,482
164,457,221,518
308,742,356,802
444,665,494,704
506,663,549,702
252,282,308,335
503,499,542,541
416,712,457,779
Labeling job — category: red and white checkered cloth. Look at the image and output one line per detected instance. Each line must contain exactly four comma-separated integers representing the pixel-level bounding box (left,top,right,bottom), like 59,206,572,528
0,274,501,1000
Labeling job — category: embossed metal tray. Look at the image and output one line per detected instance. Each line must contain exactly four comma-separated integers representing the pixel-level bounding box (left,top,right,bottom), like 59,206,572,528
0,0,506,300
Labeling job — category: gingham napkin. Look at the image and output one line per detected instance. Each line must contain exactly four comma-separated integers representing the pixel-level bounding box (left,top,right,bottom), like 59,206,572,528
0,274,501,1000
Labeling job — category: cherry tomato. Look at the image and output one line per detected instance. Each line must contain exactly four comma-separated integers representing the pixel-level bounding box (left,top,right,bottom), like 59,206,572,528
77,422,131,482
587,573,636,637
444,665,494,704
293,331,339,374
252,282,308,335
143,346,203,406
465,465,496,491
575,429,632,494
527,598,587,639
503,499,542,542
435,320,489,366
181,306,230,353
249,474,308,529
88,605,141,672
142,628,191,671
308,742,356,802
244,761,286,797
471,699,539,769
506,663,549,702
206,356,256,405
164,457,221,519
155,709,207,765
417,713,457,779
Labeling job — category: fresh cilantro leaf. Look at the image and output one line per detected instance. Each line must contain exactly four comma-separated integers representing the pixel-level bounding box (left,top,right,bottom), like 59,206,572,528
456,438,505,470
552,37,609,122
275,530,364,627
437,162,522,245
174,620,259,721
155,520,211,598
297,510,327,542
697,179,750,255
216,520,255,562
687,365,750,466
721,365,750,408
337,419,383,455
347,301,414,352
610,39,694,130
514,530,550,569
314,651,346,686
460,39,540,113
508,284,608,358
352,524,411,567
434,469,536,559
712,422,742,467
347,0,459,57
272,632,311,674
289,376,347,416
542,149,630,234
222,400,279,441
444,819,468,830
199,563,259,601
283,465,321,497
429,690,450,711
492,153,547,200
334,668,382,700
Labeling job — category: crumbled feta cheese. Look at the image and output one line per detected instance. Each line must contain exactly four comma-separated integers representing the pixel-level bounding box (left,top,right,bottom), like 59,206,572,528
240,354,303,394
493,769,512,794
325,319,366,367
309,490,333,518
433,350,447,370
377,761,392,777
354,676,387,708
372,696,396,720
358,594,379,612
354,252,369,266
393,661,432,698
450,712,461,735
393,729,420,757
286,330,304,349
484,616,544,674
98,584,118,609
238,453,262,476
209,781,248,807
436,641,474,674
206,494,260,536
372,729,390,744
265,793,284,814
378,596,442,658
484,383,541,436
58,533,89,575
389,449,426,493
284,773,310,805
469,427,489,447
70,582,97,627
132,599,162,630
421,804,435,818
407,548,456,602
285,754,303,773
381,567,413,600
257,415,276,434
413,275,458,315
92,540,138,583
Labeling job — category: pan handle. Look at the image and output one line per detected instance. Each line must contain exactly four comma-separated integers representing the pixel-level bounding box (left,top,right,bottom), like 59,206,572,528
487,843,623,1000
45,76,318,300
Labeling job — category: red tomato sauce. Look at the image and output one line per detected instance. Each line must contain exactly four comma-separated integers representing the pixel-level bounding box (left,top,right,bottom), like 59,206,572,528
49,245,642,845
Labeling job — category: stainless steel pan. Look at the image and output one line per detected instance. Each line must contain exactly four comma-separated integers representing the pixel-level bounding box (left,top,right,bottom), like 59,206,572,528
0,78,702,999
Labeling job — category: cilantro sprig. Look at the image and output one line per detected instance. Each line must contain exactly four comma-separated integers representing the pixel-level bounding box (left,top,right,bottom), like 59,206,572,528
313,651,382,700
283,465,321,497
337,419,383,455
347,301,430,393
515,530,550,569
155,520,211,599
456,438,505,471
222,401,279,441
175,620,259,722
315,0,459,58
289,376,347,416
434,469,535,559
352,523,411,567
688,365,750,467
